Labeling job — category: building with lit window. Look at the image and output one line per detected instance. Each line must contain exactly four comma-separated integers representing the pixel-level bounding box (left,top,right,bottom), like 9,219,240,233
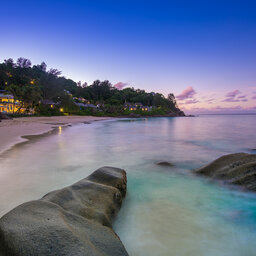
0,93,25,113
124,102,152,111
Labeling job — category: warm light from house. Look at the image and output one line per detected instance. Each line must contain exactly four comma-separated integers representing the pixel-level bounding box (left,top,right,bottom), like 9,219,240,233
50,104,54,108
58,126,62,135
60,108,64,112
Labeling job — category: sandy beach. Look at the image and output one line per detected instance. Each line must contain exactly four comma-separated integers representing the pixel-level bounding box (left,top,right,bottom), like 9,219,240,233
0,116,111,155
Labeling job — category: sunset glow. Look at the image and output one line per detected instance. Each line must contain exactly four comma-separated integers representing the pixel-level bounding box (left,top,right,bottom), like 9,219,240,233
0,0,255,114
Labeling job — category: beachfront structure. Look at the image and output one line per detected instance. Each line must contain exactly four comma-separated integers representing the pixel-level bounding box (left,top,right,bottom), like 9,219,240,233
41,99,56,108
73,97,90,104
0,93,25,114
75,102,97,109
124,103,152,111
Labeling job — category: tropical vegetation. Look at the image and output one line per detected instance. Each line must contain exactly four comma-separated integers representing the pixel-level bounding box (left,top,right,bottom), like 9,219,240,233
0,58,184,117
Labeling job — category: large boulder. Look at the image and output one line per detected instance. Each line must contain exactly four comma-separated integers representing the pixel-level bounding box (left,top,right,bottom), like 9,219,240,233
196,153,256,191
0,167,128,256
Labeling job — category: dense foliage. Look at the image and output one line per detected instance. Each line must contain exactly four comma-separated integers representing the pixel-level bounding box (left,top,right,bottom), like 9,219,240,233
0,58,184,116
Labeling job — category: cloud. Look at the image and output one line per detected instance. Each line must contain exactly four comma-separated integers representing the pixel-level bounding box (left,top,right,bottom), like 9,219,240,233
206,98,216,104
237,95,247,99
225,90,242,98
176,86,196,100
222,98,240,102
182,104,256,115
114,82,128,90
184,99,199,104
214,105,243,110
222,90,248,102
252,95,256,100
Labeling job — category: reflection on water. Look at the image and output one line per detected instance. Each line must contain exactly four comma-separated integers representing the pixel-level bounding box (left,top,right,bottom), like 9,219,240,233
0,116,256,255
58,126,62,135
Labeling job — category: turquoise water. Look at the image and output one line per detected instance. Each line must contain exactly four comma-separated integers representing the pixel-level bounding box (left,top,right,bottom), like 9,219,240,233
0,116,256,255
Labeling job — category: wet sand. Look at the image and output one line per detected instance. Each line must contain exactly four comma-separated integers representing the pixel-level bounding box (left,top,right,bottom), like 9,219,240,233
0,116,111,155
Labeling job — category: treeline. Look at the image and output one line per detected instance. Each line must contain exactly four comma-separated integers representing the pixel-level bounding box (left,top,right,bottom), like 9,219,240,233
0,58,184,116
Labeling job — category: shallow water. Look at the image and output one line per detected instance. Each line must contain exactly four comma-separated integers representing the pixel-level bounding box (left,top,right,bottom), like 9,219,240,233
0,115,256,255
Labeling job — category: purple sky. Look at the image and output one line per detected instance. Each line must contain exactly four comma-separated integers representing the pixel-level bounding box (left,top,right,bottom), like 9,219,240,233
0,0,255,114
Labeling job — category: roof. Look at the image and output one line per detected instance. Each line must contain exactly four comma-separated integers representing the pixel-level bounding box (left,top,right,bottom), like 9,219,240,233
0,93,14,99
75,103,97,108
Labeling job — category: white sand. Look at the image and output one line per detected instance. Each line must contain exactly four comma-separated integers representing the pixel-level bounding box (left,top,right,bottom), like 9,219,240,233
0,116,111,154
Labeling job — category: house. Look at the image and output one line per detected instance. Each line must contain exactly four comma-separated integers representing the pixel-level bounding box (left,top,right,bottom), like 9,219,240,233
75,103,97,109
73,97,90,104
124,103,138,111
41,99,56,108
124,102,152,111
141,106,152,111
64,90,72,97
0,93,25,113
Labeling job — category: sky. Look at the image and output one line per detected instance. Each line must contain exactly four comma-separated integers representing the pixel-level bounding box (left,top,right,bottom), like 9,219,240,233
0,0,256,114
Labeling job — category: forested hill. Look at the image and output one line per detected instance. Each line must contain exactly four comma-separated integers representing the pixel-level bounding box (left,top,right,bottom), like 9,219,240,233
0,58,185,116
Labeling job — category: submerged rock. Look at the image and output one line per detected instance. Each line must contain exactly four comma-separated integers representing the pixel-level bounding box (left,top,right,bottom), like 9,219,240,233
156,161,175,167
0,167,128,256
196,153,256,191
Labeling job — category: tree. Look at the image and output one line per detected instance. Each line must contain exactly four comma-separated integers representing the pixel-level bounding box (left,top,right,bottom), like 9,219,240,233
4,58,15,68
48,68,62,76
6,83,42,113
0,57,184,116
37,62,47,72
16,58,32,68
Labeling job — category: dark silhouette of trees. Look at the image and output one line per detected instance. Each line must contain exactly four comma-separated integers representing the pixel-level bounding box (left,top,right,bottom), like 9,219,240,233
16,58,32,68
0,57,184,116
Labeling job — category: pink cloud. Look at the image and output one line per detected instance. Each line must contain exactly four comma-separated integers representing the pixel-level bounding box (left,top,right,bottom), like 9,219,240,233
225,90,242,98
183,104,256,115
222,98,240,102
214,105,243,111
184,99,199,104
252,95,256,100
206,98,216,104
114,82,128,90
176,86,196,100
237,95,247,99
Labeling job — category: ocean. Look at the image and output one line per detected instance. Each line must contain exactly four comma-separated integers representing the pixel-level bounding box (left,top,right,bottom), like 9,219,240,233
0,115,256,255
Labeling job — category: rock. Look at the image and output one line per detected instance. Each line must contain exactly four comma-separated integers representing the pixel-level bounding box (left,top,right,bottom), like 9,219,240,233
156,161,175,167
0,167,128,256
128,113,141,118
0,113,11,120
196,153,256,191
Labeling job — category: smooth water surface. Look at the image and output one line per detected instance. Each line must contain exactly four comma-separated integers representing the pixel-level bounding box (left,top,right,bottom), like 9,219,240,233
0,115,256,255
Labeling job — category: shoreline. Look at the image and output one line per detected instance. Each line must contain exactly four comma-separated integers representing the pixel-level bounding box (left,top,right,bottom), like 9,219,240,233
0,116,112,155
0,114,187,156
